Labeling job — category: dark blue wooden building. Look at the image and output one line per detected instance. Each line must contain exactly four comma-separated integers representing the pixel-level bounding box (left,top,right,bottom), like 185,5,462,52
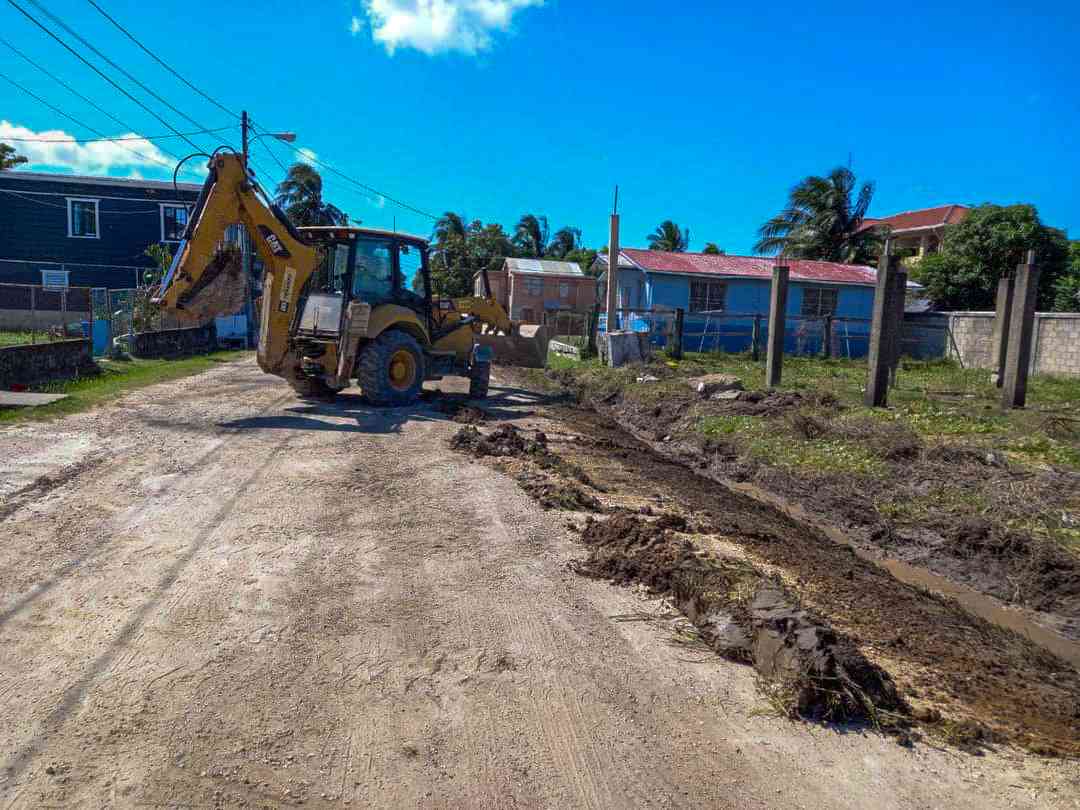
0,171,201,289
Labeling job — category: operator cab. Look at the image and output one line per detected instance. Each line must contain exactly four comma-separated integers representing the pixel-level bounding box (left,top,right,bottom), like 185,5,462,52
294,227,431,340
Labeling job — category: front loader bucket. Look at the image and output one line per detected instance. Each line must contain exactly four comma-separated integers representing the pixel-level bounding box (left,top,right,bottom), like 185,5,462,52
475,323,551,369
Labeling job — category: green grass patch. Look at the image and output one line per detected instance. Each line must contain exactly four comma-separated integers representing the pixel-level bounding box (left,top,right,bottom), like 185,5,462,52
0,330,39,347
700,414,886,476
0,350,250,424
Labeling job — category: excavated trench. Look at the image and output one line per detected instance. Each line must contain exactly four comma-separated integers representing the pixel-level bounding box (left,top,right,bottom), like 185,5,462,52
451,404,1080,757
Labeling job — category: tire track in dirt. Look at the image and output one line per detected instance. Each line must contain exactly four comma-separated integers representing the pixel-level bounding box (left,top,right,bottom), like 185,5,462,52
0,430,296,785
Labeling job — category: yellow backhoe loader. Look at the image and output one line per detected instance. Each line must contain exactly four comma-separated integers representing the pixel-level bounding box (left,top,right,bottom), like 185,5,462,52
155,153,548,404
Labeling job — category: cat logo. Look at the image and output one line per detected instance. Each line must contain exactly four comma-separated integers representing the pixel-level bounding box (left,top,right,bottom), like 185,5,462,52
258,224,291,258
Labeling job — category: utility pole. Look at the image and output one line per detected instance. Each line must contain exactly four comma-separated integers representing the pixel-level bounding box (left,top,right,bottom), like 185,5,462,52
241,110,249,175
605,186,620,339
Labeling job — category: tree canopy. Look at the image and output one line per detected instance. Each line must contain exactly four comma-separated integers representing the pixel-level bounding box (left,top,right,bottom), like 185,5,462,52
647,220,689,252
910,204,1073,311
274,163,347,227
702,242,724,255
755,167,879,263
1,143,27,171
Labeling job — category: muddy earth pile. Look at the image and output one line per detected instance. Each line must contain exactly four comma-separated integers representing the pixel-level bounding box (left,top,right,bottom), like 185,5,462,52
577,512,906,725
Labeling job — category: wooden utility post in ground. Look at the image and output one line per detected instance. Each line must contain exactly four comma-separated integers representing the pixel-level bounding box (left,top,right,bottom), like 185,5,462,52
990,274,1015,387
765,265,789,387
865,244,901,407
822,314,833,359
751,314,762,361
1002,251,1040,409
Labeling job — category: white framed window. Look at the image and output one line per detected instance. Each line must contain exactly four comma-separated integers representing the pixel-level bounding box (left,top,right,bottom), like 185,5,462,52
689,280,726,312
559,282,569,299
67,197,99,238
160,203,189,242
524,277,543,296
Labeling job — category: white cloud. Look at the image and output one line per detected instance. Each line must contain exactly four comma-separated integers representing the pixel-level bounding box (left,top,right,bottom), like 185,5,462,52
0,121,205,179
359,0,543,55
350,16,364,34
297,147,318,166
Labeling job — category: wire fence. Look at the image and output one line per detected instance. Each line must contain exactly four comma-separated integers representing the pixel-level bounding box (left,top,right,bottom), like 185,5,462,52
593,308,957,362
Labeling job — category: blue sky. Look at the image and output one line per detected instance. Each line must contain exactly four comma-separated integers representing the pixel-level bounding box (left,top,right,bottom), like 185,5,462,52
2,0,1077,254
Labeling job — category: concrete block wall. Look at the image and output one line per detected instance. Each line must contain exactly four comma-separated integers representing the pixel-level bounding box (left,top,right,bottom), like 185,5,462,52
129,324,216,359
1033,314,1080,376
0,339,96,388
947,311,1080,376
946,312,996,370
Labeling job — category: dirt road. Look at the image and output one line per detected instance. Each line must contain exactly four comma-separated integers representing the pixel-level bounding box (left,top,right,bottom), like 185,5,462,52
0,357,1075,808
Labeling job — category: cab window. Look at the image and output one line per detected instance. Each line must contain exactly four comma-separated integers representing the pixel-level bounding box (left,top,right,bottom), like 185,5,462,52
315,243,350,293
399,242,426,300
352,237,394,302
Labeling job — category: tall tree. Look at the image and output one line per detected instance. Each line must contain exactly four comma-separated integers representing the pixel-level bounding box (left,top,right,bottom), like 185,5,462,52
911,204,1071,311
547,226,582,259
1054,241,1080,311
429,211,471,297
754,167,879,262
513,214,549,258
647,220,689,252
1,143,28,170
274,163,346,227
702,242,724,255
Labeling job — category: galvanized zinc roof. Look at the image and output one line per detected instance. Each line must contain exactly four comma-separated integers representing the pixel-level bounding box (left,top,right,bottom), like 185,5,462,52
504,258,587,277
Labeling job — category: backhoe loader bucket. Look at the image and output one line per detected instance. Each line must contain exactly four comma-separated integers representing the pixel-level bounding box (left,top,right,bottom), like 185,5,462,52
156,243,249,324
474,323,551,369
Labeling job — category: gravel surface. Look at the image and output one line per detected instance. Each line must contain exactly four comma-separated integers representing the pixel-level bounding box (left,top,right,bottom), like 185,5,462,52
0,356,1076,808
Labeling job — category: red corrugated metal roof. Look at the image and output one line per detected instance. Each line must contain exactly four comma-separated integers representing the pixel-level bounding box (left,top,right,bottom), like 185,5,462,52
861,204,969,233
619,249,878,286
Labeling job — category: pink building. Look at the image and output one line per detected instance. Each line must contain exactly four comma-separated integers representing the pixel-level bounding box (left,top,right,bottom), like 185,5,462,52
476,258,597,324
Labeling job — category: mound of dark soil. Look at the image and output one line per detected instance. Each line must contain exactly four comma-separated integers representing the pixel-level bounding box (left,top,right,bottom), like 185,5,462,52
452,424,546,458
576,513,906,724
516,471,603,512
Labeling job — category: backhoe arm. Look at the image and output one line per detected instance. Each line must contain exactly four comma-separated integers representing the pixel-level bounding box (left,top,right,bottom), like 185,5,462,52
156,153,320,381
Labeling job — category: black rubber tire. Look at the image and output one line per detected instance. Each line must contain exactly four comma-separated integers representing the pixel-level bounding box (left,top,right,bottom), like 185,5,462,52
357,329,426,406
469,361,491,400
289,378,339,401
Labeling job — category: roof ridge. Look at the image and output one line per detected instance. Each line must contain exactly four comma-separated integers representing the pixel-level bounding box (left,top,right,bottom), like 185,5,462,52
869,203,970,219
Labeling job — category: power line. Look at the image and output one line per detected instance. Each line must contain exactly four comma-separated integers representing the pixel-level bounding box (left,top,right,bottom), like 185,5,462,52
271,137,439,221
0,35,133,134
0,70,206,180
24,0,222,142
6,0,206,153
0,69,194,175
0,186,180,214
84,0,239,121
0,126,232,144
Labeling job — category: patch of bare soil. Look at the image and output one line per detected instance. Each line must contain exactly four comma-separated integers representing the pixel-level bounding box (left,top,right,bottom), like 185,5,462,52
559,367,1080,642
494,372,1080,756
575,512,907,728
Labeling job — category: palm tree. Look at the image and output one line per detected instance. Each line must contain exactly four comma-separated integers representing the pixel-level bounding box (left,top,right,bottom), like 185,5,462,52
754,167,879,263
513,214,549,258
432,211,468,245
274,163,346,227
647,221,689,252
1,143,28,170
547,226,582,259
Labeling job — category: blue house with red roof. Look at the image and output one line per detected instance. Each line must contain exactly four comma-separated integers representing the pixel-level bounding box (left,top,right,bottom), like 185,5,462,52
595,249,885,357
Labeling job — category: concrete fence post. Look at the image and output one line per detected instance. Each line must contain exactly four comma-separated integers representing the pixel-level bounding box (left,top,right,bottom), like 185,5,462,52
889,270,908,386
765,265,790,387
670,307,685,360
865,244,901,407
1002,251,1040,410
991,274,1015,387
751,314,762,361
822,314,833,359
